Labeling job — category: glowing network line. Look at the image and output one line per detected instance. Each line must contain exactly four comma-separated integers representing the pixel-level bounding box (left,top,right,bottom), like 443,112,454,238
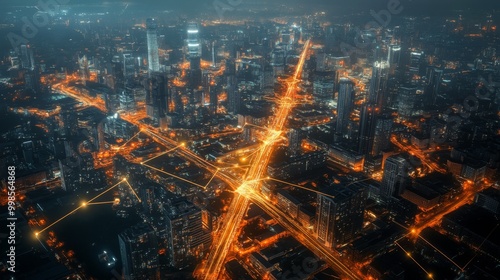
419,235,464,271
461,223,499,270
395,242,434,279
141,143,185,165
141,128,220,171
115,129,143,150
204,168,219,189
124,179,142,202
141,162,206,189
36,179,127,236
392,214,480,272
87,201,115,205
252,177,338,200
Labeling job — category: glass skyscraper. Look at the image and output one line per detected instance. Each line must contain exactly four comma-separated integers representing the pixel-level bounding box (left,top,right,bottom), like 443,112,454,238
147,18,160,73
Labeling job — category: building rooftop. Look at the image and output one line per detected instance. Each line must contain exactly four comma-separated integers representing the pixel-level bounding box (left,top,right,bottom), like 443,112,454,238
443,204,500,247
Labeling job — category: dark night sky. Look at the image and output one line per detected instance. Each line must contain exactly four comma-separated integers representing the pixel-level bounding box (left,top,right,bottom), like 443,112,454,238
3,0,500,14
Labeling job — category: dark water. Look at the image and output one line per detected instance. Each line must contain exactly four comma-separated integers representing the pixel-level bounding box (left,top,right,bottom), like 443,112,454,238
48,192,141,279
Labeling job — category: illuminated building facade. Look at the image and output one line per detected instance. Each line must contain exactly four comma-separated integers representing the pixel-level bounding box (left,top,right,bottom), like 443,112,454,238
147,18,160,73
165,199,211,268
369,61,389,108
316,184,367,248
335,78,355,142
380,155,411,199
118,223,160,280
146,72,169,128
187,23,201,58
359,102,393,157
387,44,401,69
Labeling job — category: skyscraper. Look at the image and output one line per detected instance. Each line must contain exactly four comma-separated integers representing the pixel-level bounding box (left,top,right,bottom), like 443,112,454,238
118,223,160,280
123,53,136,81
78,55,90,86
187,23,201,86
380,155,410,199
287,128,301,155
387,44,401,69
358,103,378,156
226,74,240,114
313,71,335,102
146,72,169,129
371,116,393,156
209,85,218,115
368,61,389,108
147,18,160,73
19,44,41,93
358,104,393,157
335,78,355,142
426,67,443,105
22,140,35,165
23,68,41,93
187,23,201,58
407,51,423,83
316,184,367,248
165,199,211,268
119,88,135,111
397,86,422,118
20,44,34,70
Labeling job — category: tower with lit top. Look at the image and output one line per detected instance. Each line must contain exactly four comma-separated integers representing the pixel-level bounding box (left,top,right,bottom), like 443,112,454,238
146,18,160,73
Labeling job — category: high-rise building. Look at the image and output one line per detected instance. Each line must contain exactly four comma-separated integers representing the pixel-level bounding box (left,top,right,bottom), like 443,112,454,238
313,71,335,102
368,61,389,108
187,23,201,58
111,55,124,87
359,102,393,157
287,128,301,154
426,67,443,104
118,223,160,280
186,23,202,86
397,86,421,118
187,22,201,73
371,116,393,156
22,141,35,165
316,184,367,248
407,51,423,83
123,53,136,81
146,72,169,128
19,44,34,70
60,107,79,136
335,78,355,142
358,103,378,156
209,85,218,115
146,18,160,73
226,74,240,114
119,88,135,111
380,155,410,199
165,199,211,268
78,55,90,86
387,44,401,69
23,68,41,93
58,159,79,192
270,49,285,76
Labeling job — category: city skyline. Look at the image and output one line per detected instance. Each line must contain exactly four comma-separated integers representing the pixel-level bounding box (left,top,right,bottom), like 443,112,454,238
0,1,499,280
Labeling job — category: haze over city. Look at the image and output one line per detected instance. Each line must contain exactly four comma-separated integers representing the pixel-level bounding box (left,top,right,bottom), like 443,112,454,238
1,0,499,280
